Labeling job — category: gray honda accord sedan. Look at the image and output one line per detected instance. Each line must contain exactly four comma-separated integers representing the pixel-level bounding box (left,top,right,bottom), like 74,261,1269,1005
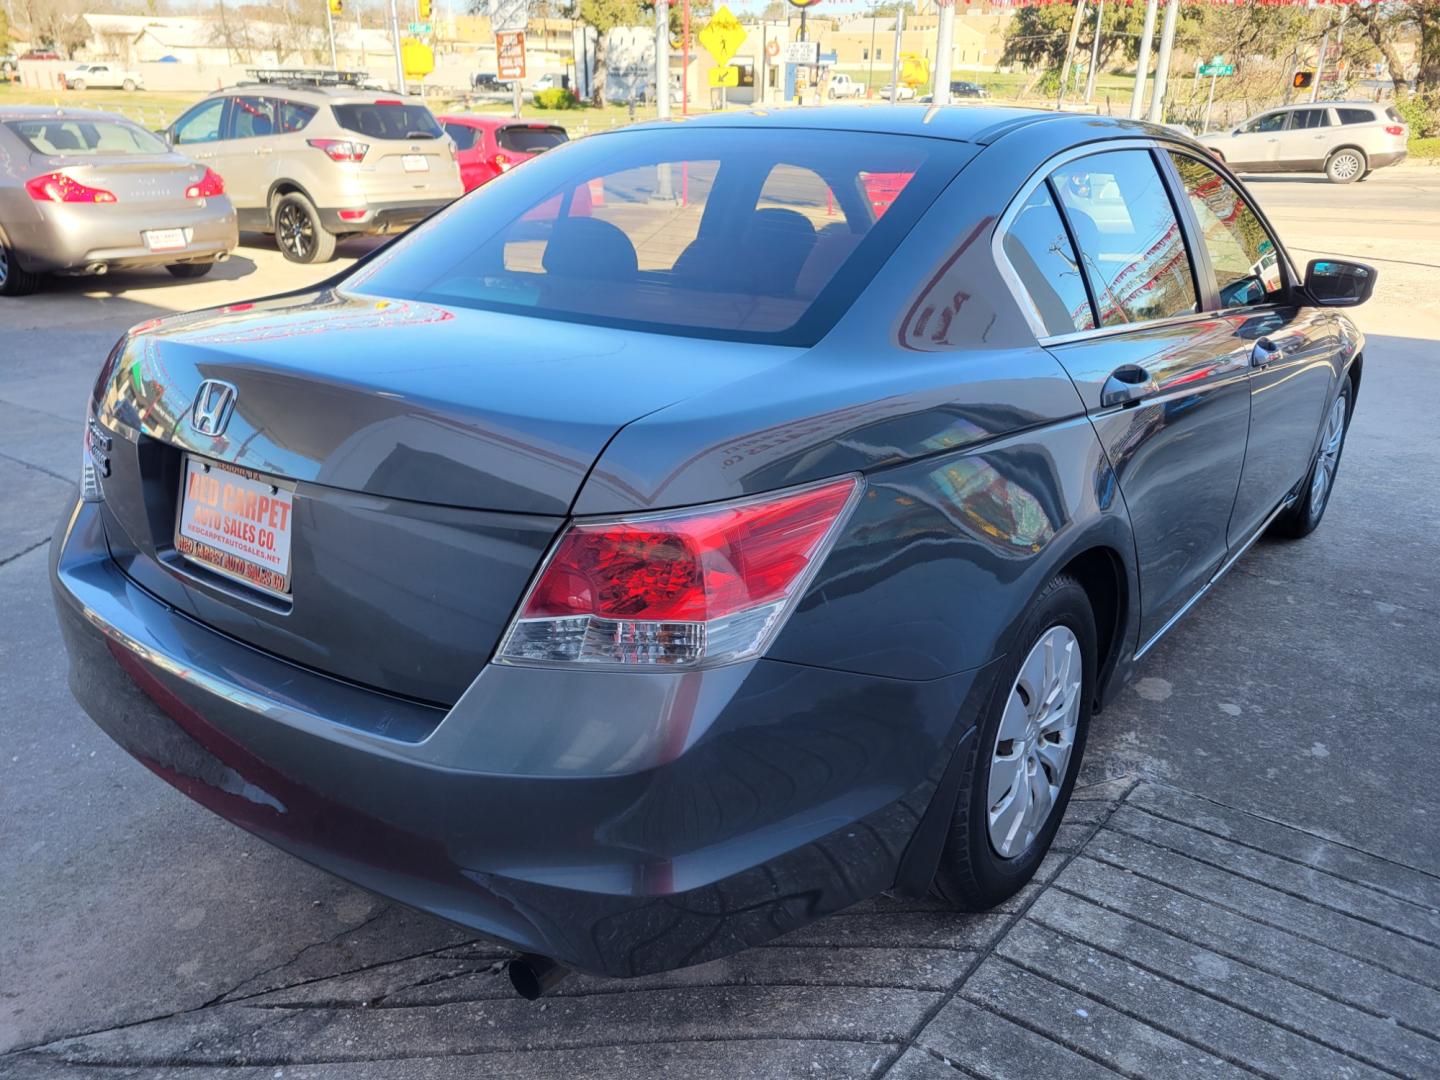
51,107,1371,996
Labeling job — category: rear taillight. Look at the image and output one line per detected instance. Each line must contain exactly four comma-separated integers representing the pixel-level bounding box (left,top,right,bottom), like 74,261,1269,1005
492,152,512,172
308,138,369,162
184,167,225,199
26,172,117,203
496,477,861,669
1385,124,1406,136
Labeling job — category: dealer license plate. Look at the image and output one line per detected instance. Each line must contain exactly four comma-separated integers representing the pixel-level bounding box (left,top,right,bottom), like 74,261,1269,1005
175,456,295,597
402,154,429,173
143,228,188,252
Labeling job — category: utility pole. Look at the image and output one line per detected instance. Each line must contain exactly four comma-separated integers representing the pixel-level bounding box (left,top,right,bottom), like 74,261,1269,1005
867,3,877,98
888,6,903,105
1057,0,1087,111
389,0,406,94
655,0,670,119
1146,0,1179,123
325,1,338,69
1312,7,1333,103
1084,0,1104,103
1129,0,1158,119
932,0,954,106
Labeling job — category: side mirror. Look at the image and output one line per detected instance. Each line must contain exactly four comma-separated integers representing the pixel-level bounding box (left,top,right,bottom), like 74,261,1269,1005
1304,258,1376,307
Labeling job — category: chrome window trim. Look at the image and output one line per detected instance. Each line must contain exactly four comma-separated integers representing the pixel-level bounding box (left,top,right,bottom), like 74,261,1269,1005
992,137,1207,344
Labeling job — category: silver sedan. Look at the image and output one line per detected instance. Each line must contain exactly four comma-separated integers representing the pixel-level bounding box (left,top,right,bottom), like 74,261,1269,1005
0,106,238,296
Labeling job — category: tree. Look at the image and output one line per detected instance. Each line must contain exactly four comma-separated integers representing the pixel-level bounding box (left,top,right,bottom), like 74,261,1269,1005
578,0,643,105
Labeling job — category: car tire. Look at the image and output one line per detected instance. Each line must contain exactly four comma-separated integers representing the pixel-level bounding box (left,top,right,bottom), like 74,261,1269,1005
70,79,85,91
166,262,214,279
930,573,1096,912
272,192,337,264
1325,148,1366,184
1270,376,1352,540
122,79,136,91
0,237,41,297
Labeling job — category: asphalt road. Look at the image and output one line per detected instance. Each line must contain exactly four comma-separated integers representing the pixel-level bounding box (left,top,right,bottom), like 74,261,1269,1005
2,165,1438,1078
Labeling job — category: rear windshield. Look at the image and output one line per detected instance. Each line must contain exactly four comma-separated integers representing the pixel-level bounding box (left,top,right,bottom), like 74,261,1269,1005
497,125,567,154
6,118,167,155
331,102,442,140
345,127,964,345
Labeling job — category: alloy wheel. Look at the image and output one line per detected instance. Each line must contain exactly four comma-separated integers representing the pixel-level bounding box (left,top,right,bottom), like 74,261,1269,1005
277,203,314,260
0,243,9,288
987,625,1083,860
1330,152,1362,181
1309,393,1347,521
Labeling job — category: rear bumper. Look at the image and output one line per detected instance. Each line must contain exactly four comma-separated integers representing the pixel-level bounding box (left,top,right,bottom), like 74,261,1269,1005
1368,149,1407,169
51,498,990,978
318,198,452,234
18,199,238,274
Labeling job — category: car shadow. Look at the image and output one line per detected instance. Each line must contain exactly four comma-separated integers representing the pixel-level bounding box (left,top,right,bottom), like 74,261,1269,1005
36,253,261,297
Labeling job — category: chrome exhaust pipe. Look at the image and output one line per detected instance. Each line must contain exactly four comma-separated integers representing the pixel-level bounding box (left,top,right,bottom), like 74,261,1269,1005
507,954,570,1000
85,262,108,275
214,252,230,263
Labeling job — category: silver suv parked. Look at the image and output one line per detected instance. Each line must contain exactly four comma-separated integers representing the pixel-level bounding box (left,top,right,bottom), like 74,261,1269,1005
1198,102,1408,183
165,70,463,262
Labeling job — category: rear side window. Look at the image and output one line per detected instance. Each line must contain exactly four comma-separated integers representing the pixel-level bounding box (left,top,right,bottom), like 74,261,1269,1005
1001,184,1095,336
332,103,442,140
444,122,481,150
1170,153,1283,309
1050,150,1197,327
496,125,567,154
1337,108,1377,125
278,102,317,133
1290,108,1331,129
229,96,276,139
347,127,965,345
6,118,166,155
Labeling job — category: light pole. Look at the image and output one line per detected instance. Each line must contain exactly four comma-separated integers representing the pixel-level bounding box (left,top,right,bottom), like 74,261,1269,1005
867,3,877,98
932,0,954,106
389,0,406,94
655,0,670,119
888,5,903,105
1146,0,1179,124
1084,0,1104,103
1129,0,1158,119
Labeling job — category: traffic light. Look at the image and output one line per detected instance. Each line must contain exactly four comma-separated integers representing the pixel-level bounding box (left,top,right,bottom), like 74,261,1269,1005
418,0,432,19
328,0,342,14
1293,70,1314,89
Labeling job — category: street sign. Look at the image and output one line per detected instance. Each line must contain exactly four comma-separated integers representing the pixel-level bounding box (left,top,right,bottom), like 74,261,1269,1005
698,6,746,68
783,41,819,65
1198,63,1234,77
402,39,434,78
496,30,527,81
408,22,432,34
709,65,740,88
488,0,529,34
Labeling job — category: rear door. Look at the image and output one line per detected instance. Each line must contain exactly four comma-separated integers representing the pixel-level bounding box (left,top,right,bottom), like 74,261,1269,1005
1011,146,1252,647
1166,150,1341,544
213,95,277,209
1274,107,1333,170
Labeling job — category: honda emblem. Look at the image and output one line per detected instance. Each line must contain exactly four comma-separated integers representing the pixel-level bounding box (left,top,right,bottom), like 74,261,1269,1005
190,380,238,437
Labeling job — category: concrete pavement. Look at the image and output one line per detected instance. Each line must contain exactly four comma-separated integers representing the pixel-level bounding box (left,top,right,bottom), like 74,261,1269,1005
2,165,1438,1078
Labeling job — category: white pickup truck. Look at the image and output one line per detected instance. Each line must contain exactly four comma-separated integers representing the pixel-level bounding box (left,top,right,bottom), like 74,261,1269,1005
826,73,867,99
63,63,144,91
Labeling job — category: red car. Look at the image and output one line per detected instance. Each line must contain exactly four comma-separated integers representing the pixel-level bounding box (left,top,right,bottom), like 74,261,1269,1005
437,115,569,192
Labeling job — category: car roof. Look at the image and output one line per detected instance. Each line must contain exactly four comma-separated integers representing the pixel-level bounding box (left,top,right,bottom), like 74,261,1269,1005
621,105,1188,148
211,82,421,106
0,105,136,123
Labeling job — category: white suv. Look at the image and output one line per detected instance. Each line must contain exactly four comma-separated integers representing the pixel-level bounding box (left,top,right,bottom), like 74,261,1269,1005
1199,102,1408,184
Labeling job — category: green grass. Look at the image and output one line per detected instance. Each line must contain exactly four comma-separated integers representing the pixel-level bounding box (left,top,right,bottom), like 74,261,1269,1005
0,83,200,127
1409,136,1440,160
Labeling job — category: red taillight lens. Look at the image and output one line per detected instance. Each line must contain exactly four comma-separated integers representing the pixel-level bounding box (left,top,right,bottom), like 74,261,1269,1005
184,167,225,199
26,172,117,203
1385,124,1405,136
499,477,861,668
307,138,369,162
492,152,512,172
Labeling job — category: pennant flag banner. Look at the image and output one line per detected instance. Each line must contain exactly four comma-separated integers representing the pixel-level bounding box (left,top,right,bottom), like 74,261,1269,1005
965,0,1372,7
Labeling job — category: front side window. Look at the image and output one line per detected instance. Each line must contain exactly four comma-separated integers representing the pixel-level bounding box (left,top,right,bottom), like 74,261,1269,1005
347,128,963,344
1170,153,1284,309
1291,108,1331,129
1050,150,1197,327
172,98,226,144
1001,183,1095,336
1243,112,1288,134
229,96,276,139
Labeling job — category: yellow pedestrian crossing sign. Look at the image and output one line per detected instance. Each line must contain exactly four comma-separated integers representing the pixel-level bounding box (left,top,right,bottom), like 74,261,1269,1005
709,65,740,88
698,5,746,68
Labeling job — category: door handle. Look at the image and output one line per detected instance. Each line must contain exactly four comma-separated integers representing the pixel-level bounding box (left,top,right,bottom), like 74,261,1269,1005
1250,337,1282,368
1100,365,1157,409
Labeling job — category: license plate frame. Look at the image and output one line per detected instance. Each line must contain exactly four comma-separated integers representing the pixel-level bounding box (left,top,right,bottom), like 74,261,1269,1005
174,455,296,598
402,154,430,173
143,227,189,252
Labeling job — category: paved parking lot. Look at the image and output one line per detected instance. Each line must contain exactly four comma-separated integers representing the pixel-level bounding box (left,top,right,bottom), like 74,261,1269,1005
3,164,1439,1079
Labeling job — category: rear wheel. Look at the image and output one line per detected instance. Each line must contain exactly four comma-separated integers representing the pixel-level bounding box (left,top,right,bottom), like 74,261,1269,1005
1326,148,1365,184
166,262,214,279
70,79,86,91
273,192,337,264
0,238,41,297
122,79,136,91
1270,377,1352,539
931,574,1095,911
